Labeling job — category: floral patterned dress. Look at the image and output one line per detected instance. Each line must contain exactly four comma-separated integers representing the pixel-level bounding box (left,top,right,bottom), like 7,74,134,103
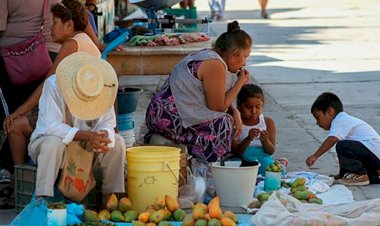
145,59,233,162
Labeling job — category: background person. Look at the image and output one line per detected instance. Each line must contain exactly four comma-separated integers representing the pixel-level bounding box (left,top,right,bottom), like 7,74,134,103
232,84,282,175
2,0,101,181
306,92,380,186
144,21,252,163
209,0,226,21
29,51,125,202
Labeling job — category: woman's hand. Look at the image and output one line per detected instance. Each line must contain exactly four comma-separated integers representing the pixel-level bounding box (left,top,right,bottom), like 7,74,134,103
236,68,250,87
3,112,22,134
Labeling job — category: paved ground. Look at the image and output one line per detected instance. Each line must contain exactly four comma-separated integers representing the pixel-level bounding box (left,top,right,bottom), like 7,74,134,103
1,0,380,224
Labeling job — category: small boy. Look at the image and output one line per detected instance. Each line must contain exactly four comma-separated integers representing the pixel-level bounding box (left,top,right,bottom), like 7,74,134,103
306,92,380,186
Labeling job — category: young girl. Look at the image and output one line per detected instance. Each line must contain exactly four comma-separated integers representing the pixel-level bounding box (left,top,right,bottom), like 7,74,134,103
232,84,283,175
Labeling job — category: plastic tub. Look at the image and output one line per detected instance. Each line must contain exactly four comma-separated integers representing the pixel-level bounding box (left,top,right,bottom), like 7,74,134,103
211,161,260,207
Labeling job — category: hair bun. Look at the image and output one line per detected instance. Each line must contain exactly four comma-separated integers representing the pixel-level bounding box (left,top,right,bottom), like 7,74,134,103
227,21,240,33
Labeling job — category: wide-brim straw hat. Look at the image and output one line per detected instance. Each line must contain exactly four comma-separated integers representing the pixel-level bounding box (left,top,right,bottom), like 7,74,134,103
56,51,118,120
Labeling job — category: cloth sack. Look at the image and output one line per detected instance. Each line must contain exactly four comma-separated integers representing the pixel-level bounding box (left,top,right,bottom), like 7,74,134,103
0,32,52,85
57,141,96,202
252,191,380,226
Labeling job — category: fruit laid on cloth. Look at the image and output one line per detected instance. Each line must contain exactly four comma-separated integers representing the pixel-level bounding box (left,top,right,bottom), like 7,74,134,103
98,209,111,221
84,209,100,222
265,161,282,173
257,192,271,204
288,177,323,204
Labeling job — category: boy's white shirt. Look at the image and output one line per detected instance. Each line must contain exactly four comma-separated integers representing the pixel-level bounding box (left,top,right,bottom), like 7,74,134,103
329,112,380,160
29,75,116,147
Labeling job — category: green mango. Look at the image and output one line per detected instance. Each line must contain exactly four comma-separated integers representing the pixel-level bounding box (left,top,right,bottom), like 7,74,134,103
293,190,309,200
308,198,323,204
124,210,138,222
290,185,308,194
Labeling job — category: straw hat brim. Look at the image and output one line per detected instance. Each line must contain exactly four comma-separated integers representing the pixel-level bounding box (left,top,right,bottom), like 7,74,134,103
56,51,118,120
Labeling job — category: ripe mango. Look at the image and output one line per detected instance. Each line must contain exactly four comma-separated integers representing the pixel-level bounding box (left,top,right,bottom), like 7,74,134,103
308,198,323,204
111,210,125,222
223,211,238,223
84,209,99,222
208,218,221,226
150,209,167,224
124,210,138,222
138,212,151,223
165,194,179,212
97,209,111,221
132,220,146,226
119,197,133,212
192,205,207,220
154,197,166,210
173,208,186,221
203,213,211,221
158,221,173,226
220,217,236,226
162,209,172,221
290,185,308,194
291,178,306,188
293,190,309,200
106,193,119,211
195,219,208,226
182,214,195,226
208,197,223,219
193,203,208,212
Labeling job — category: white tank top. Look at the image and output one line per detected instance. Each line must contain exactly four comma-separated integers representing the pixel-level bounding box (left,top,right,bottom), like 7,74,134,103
238,114,267,148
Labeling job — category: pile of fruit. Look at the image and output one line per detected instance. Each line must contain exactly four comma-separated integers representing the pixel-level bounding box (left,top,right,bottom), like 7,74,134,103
265,161,282,173
182,197,238,226
248,177,323,209
83,194,135,222
288,178,323,204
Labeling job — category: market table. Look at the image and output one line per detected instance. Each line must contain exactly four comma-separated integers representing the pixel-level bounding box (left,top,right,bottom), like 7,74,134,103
106,40,212,76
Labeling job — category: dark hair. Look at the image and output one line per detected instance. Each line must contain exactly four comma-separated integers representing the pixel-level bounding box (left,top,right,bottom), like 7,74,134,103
214,21,253,54
237,84,264,105
51,0,88,31
311,92,343,114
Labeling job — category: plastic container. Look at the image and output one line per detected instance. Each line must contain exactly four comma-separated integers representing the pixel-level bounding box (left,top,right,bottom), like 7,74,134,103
117,114,134,131
211,161,260,207
47,208,67,226
117,87,143,114
127,146,181,212
264,171,281,192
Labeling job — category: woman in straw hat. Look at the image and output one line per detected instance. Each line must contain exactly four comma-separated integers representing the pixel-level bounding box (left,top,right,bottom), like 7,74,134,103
28,51,125,201
3,0,102,173
145,21,252,163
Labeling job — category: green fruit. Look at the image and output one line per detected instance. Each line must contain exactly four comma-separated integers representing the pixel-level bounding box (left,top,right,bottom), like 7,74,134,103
195,219,208,226
173,208,186,221
208,218,221,226
308,198,323,204
290,185,308,194
291,178,306,188
293,190,309,200
124,210,138,222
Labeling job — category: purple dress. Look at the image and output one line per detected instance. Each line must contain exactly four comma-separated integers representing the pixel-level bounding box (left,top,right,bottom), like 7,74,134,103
145,51,233,162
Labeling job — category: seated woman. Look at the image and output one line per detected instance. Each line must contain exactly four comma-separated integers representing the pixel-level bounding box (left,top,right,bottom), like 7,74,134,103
3,0,101,168
144,21,253,163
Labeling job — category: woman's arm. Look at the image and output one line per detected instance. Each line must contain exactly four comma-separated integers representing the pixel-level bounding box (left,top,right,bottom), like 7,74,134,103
200,60,249,112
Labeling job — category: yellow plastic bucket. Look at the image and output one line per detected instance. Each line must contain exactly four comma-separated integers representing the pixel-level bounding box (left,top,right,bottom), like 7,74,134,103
126,146,180,212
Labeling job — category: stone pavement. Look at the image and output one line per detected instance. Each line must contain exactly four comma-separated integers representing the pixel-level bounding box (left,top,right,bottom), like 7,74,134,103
1,0,380,224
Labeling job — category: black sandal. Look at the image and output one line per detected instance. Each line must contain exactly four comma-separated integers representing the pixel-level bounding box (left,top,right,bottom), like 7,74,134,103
0,197,15,209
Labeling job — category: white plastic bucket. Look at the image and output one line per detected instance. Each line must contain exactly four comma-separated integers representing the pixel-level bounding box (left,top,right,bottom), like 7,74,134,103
211,161,260,207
